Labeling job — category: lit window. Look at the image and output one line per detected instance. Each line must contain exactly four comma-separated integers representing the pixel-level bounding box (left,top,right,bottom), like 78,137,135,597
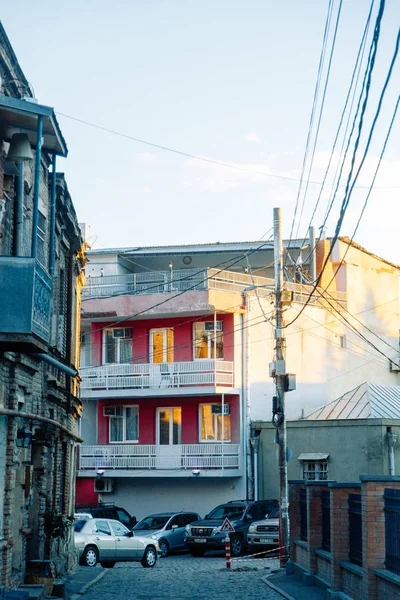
194,321,224,360
199,404,231,442
103,328,132,364
303,460,328,481
109,406,138,442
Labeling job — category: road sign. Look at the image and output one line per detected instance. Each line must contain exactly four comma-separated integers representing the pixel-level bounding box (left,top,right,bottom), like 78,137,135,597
220,518,235,532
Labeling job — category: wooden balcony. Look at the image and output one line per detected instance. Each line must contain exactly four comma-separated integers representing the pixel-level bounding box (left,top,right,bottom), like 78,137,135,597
0,257,52,351
78,443,241,477
80,360,235,398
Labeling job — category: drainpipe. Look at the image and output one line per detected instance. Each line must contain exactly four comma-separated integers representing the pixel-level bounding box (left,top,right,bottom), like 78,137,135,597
250,437,260,501
31,115,43,259
387,427,397,476
244,292,253,499
15,162,24,256
33,353,78,378
49,154,56,276
309,226,316,282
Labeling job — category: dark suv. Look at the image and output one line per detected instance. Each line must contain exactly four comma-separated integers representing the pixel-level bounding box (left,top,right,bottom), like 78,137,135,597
184,499,278,557
75,503,137,529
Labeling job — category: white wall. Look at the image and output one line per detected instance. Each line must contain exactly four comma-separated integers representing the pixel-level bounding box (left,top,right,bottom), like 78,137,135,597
103,476,247,521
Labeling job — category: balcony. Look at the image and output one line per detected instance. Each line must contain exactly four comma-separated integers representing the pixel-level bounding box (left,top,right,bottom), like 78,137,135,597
82,267,347,310
80,360,235,398
0,257,52,350
78,443,241,477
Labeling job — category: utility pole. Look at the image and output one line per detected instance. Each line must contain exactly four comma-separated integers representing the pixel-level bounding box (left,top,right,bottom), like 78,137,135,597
273,207,290,563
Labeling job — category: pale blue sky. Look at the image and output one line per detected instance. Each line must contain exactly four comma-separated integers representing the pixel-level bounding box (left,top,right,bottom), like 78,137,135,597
3,0,399,262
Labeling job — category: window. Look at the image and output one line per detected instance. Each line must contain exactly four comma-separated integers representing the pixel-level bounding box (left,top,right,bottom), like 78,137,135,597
37,211,47,267
109,406,138,443
181,513,199,525
103,328,132,364
167,516,181,530
116,509,133,528
199,404,231,442
194,321,224,359
110,521,129,536
96,520,111,535
303,460,328,481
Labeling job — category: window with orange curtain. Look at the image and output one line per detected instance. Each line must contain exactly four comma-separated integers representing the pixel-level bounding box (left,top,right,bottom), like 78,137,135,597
199,404,231,441
194,322,223,359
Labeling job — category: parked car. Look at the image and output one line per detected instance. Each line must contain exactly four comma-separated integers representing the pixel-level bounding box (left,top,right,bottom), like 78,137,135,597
247,506,281,552
74,513,93,522
184,499,278,557
74,517,160,568
133,512,200,557
75,503,137,529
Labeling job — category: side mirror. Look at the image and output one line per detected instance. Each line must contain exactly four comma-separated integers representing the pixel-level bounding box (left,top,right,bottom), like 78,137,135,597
126,530,134,537
131,517,137,526
245,514,253,520
204,514,209,520
171,524,179,530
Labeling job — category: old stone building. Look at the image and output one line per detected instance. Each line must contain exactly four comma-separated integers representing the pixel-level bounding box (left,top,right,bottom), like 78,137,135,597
0,22,84,587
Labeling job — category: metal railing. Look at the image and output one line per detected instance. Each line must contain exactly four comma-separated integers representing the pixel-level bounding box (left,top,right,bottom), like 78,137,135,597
348,493,362,566
79,443,240,470
384,488,400,575
300,488,308,542
80,360,234,392
321,490,331,552
82,267,347,310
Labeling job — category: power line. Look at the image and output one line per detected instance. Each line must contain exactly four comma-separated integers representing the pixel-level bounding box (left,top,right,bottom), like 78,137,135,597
284,1,396,329
295,0,344,241
299,0,374,263
55,112,400,192
286,0,336,264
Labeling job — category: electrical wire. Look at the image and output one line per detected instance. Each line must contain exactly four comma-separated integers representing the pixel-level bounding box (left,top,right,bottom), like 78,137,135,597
285,0,335,264
295,0,344,241
299,0,374,263
284,2,396,329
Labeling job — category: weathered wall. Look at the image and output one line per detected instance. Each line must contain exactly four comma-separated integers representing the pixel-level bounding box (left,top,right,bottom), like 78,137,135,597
254,419,400,499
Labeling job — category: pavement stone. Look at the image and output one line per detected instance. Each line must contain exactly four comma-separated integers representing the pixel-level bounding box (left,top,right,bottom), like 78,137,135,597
77,554,283,600
65,566,105,600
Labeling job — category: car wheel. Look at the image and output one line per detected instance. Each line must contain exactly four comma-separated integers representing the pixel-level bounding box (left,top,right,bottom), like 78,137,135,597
230,535,243,557
189,548,205,557
141,545,157,568
82,546,99,567
159,539,169,558
100,562,115,569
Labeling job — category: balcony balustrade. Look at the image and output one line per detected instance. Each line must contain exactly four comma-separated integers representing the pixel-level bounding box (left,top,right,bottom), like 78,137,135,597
0,257,52,348
80,360,234,395
81,267,347,310
79,443,240,471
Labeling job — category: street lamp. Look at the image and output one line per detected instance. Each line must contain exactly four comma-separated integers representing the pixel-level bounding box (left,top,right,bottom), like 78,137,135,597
168,262,173,292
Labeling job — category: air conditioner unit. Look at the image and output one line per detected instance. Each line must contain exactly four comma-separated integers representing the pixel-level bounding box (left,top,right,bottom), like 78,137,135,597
112,328,132,339
103,406,117,417
94,478,113,493
204,321,223,332
390,359,400,373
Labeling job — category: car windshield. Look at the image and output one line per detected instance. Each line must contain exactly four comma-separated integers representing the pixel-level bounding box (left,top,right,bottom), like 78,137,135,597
74,520,88,533
266,507,279,519
134,515,171,530
207,506,245,520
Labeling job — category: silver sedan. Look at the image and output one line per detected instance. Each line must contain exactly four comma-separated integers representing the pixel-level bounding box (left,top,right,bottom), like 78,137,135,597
74,517,160,568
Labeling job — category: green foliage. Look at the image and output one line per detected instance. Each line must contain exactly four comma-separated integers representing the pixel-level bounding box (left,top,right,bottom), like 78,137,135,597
44,510,73,540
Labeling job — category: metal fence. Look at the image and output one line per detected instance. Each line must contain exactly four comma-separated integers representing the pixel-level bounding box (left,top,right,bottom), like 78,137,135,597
321,490,331,552
348,493,362,566
384,488,400,575
300,488,308,542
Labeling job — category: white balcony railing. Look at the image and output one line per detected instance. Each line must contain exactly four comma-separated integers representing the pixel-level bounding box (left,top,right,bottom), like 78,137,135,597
80,360,234,392
81,267,347,310
79,443,240,470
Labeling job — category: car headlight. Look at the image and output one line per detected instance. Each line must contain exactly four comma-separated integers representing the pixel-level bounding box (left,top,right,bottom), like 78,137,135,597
248,525,256,533
151,534,158,540
185,525,190,532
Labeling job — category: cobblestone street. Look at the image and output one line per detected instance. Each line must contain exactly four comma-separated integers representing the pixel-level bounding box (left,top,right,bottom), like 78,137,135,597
80,554,283,600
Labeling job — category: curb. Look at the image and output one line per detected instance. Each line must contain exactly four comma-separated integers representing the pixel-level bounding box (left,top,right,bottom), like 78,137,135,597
68,570,107,600
262,574,297,600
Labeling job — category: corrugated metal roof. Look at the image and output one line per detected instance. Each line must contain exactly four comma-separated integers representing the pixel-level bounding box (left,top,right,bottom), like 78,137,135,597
306,382,400,420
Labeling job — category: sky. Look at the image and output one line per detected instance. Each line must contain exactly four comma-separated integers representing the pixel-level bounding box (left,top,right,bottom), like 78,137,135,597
2,0,400,263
